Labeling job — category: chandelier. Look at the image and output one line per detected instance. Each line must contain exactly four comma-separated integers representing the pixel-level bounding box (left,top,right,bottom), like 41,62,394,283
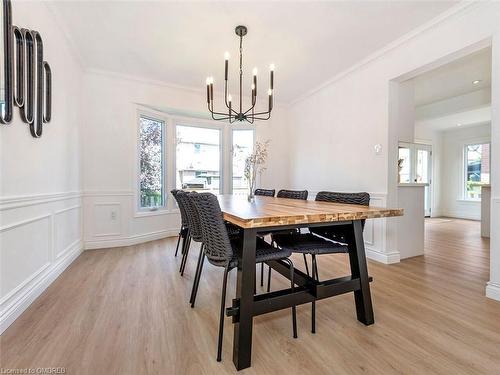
206,25,274,123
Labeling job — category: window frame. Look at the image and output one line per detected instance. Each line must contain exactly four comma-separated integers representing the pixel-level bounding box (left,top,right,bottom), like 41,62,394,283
136,110,168,215
462,141,491,201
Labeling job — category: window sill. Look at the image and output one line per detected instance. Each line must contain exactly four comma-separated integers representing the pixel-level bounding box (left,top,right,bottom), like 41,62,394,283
456,199,481,203
134,208,171,218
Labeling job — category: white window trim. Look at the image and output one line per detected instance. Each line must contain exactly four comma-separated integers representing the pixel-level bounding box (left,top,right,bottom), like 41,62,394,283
462,140,491,202
135,109,169,216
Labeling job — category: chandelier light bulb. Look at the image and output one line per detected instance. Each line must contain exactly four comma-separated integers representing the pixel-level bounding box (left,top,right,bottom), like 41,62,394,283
224,51,230,60
228,94,232,102
268,89,273,96
252,67,258,76
206,77,211,85
270,63,275,71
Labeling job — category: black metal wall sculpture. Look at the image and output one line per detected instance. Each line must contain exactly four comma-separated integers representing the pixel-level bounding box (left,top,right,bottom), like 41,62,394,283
1,0,52,138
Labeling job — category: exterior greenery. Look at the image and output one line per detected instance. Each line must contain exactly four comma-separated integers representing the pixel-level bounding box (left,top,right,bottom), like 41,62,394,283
140,117,164,208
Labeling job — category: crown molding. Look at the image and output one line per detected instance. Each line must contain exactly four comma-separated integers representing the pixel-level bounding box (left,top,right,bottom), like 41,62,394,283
85,68,288,109
288,1,481,106
85,68,207,96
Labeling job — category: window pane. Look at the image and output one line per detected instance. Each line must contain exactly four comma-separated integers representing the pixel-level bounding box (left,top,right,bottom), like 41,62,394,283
465,143,490,200
398,147,411,184
416,149,429,183
139,117,164,208
176,125,221,193
232,130,254,195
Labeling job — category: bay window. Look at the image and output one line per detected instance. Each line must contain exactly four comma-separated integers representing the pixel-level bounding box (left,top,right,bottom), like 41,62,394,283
137,110,255,212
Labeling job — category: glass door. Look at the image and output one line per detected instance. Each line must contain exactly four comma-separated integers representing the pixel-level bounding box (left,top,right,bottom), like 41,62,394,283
415,144,432,217
398,142,433,217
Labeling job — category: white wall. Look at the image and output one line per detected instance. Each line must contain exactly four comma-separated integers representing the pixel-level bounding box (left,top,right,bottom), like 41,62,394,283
287,2,500,299
415,124,493,220
417,124,491,220
0,2,84,333
81,71,290,249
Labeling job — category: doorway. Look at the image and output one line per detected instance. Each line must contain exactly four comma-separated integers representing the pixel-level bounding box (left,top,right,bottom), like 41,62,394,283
389,43,493,297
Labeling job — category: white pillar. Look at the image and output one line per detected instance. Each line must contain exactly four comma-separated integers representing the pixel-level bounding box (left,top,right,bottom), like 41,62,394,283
486,30,500,301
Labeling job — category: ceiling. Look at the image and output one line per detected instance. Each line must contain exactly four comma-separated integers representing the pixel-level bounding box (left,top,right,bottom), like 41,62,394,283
414,48,492,107
416,107,491,132
49,0,458,103
414,47,492,131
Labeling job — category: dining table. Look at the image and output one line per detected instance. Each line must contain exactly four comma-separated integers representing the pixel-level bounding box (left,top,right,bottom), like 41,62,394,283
217,194,404,371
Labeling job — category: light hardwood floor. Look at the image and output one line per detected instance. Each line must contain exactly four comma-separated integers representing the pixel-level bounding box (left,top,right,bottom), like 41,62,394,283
1,218,499,374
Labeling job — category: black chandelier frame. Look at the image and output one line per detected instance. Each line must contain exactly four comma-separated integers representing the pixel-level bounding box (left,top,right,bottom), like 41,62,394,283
206,25,273,124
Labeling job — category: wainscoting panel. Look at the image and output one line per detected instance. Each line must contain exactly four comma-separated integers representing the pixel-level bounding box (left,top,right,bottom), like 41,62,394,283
92,202,122,237
54,205,82,259
0,215,52,302
0,192,83,334
83,191,179,250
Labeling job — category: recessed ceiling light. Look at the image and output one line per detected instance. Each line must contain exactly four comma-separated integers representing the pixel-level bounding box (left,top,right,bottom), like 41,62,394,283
457,123,462,127
472,80,481,84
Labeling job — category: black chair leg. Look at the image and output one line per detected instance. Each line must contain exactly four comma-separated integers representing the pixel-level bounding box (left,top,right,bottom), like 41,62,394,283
217,265,230,362
254,268,257,295
311,254,318,334
180,235,191,275
174,232,181,257
267,266,272,292
303,253,310,276
180,232,187,255
179,236,187,273
260,262,264,287
190,244,205,307
283,258,298,339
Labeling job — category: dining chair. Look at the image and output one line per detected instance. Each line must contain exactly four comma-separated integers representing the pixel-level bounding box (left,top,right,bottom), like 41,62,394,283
171,189,189,257
190,192,298,361
176,191,204,276
254,188,275,197
277,189,308,200
186,194,242,308
309,191,370,240
261,189,308,288
271,191,370,334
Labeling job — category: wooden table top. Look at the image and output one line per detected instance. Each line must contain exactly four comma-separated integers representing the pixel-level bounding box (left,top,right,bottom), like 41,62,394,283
218,195,403,229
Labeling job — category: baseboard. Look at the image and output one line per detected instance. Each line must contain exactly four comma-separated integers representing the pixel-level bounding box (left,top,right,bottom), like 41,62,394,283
0,241,83,334
84,229,178,250
486,281,500,302
440,211,480,221
365,247,400,264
